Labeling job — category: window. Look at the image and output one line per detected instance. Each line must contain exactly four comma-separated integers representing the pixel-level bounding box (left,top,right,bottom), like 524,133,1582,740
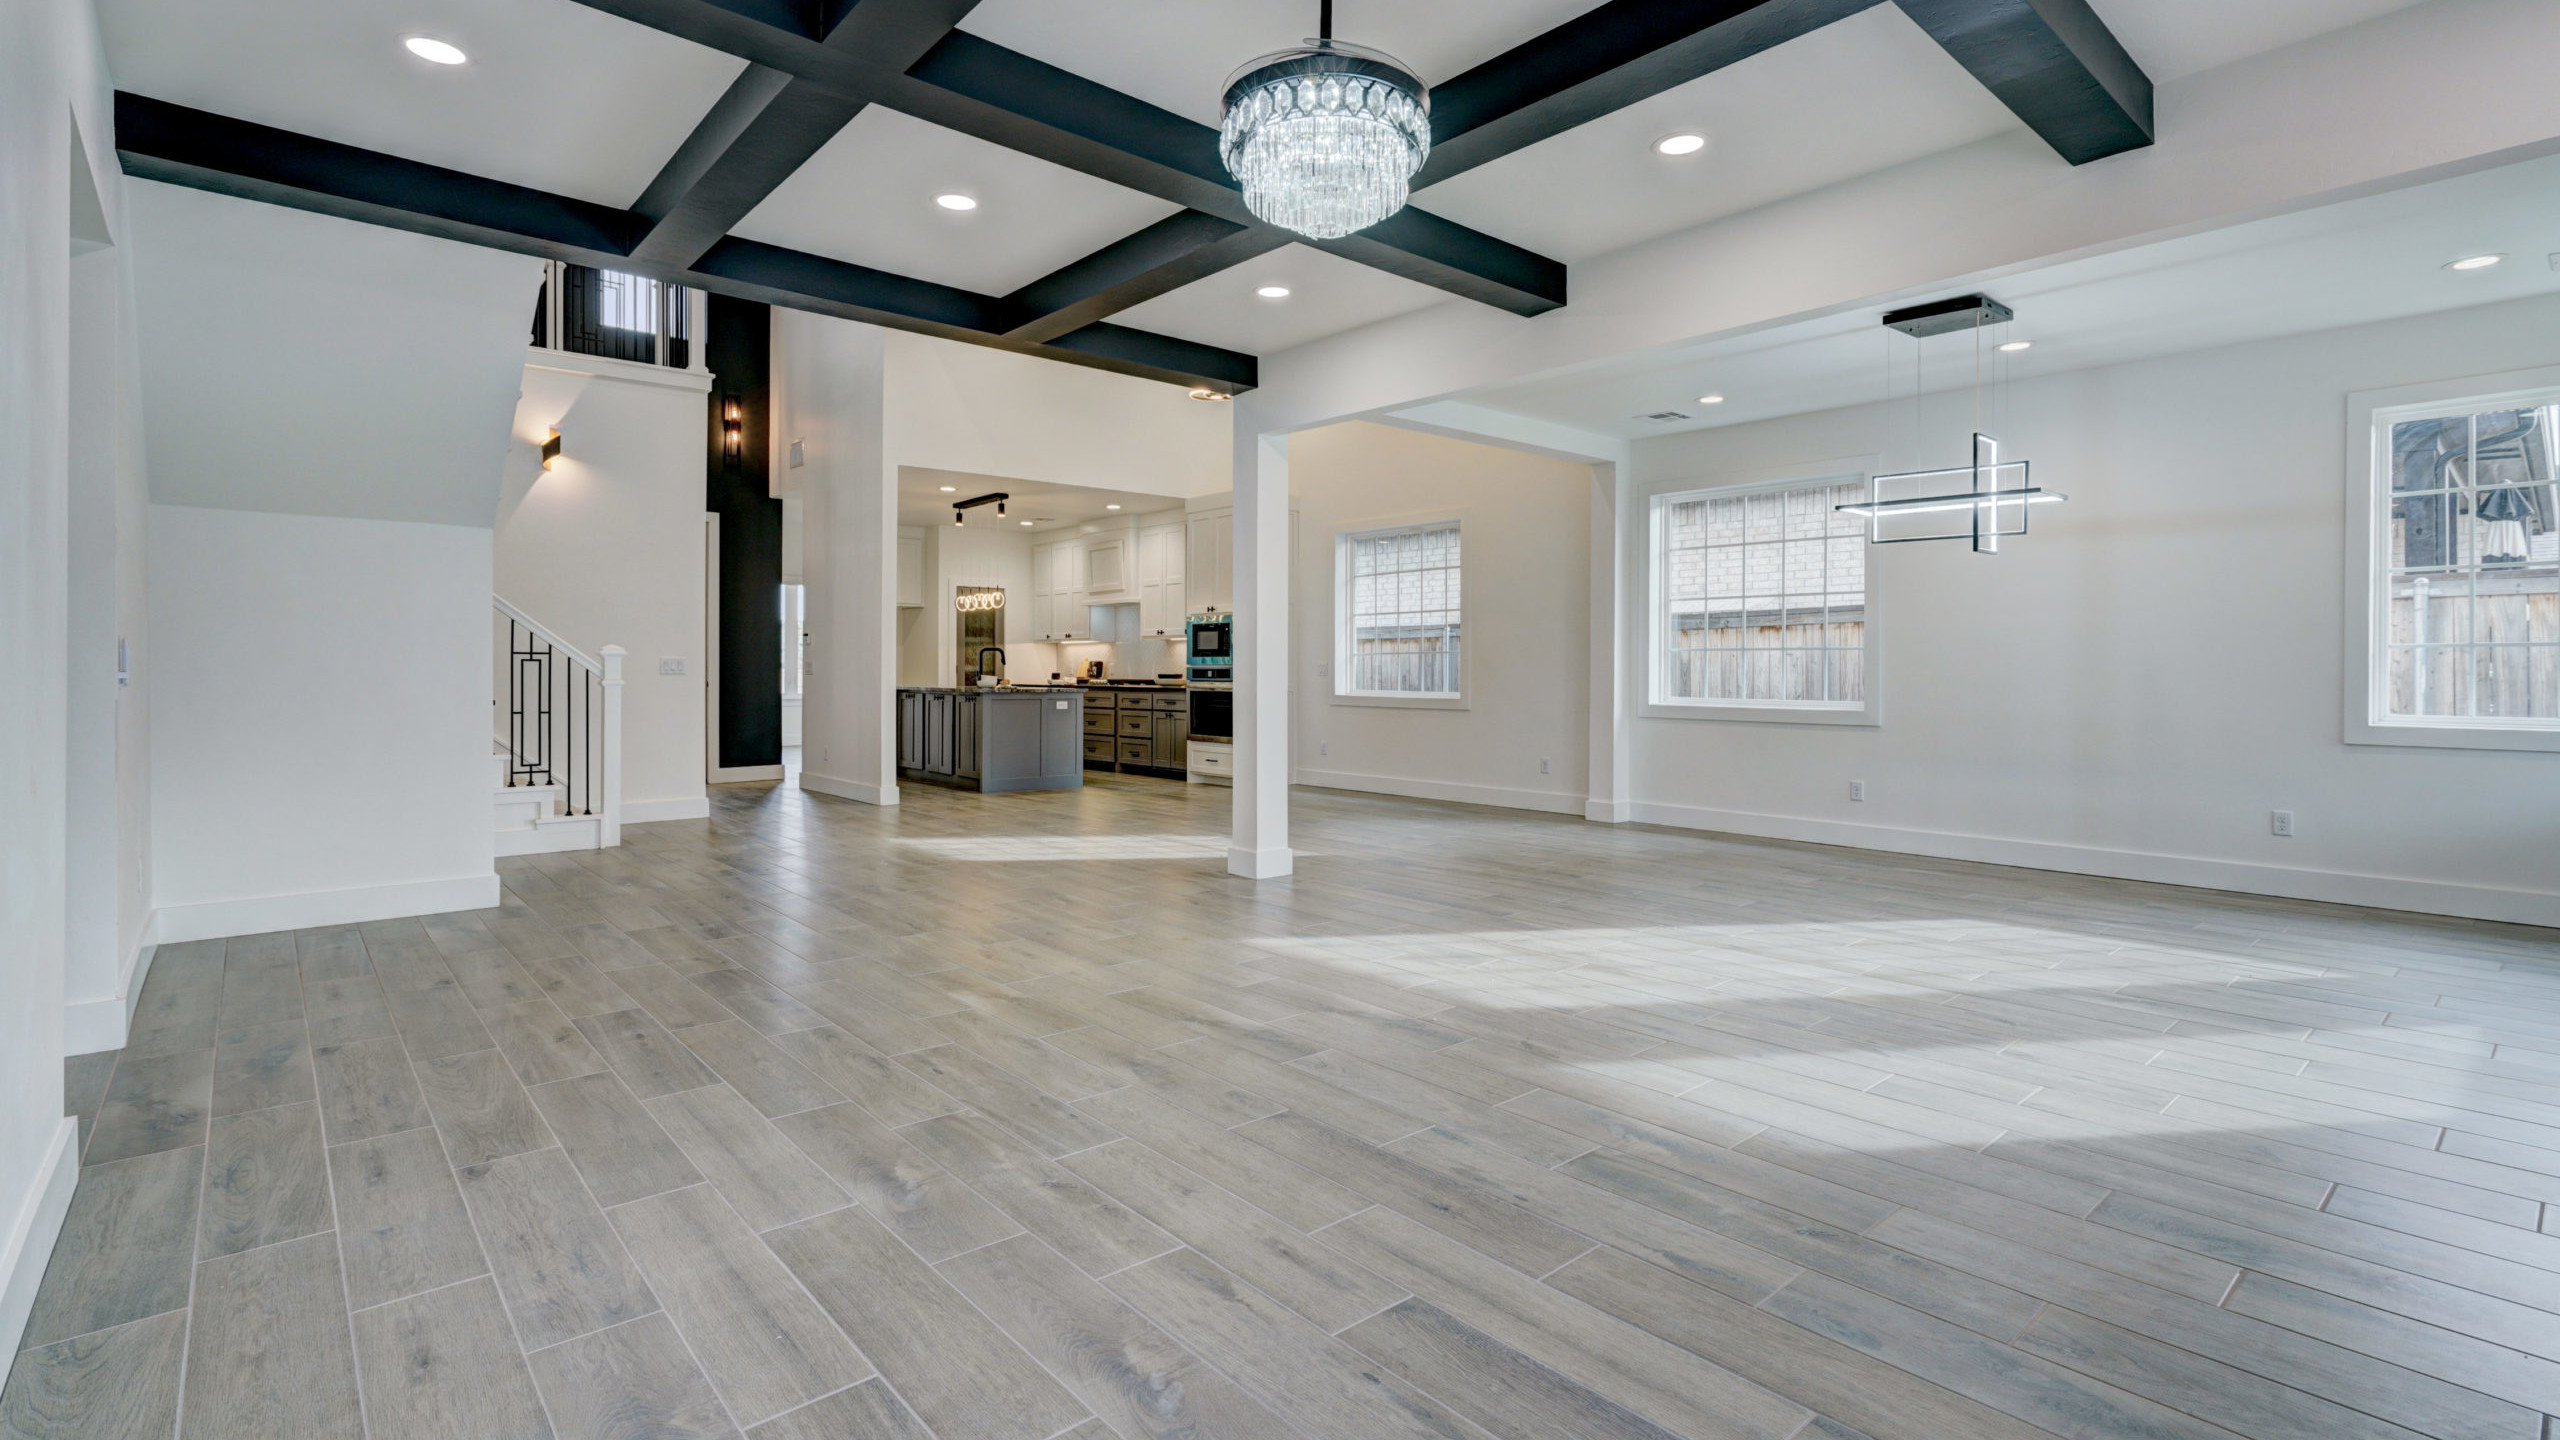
1336,521,1462,702
1652,475,1871,717
594,269,659,333
2366,392,2559,733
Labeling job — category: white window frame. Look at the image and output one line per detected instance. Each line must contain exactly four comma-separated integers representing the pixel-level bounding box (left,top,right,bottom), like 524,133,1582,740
1641,462,1881,727
2347,365,2560,752
1333,517,1469,710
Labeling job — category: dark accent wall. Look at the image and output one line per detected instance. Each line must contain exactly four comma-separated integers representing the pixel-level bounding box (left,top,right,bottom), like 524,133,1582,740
706,294,782,771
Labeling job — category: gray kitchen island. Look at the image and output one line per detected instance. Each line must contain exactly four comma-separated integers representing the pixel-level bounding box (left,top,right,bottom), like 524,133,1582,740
895,687,1086,792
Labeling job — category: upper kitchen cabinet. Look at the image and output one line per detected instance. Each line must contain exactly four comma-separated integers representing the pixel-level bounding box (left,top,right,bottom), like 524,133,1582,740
896,528,925,608
1083,532,1133,603
1028,538,1092,641
1186,508,1233,616
1138,520,1186,638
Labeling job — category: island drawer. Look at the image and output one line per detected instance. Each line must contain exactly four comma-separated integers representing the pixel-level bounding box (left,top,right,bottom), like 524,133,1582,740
1083,708,1113,735
1083,737,1112,763
1118,740,1153,766
1116,713,1152,736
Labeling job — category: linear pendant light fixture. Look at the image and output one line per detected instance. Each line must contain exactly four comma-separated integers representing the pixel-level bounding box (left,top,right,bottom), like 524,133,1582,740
1839,295,2063,552
1220,0,1431,240
952,491,1009,527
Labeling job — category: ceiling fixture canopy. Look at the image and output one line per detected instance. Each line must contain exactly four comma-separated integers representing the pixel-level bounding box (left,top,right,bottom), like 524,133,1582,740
1220,2,1430,241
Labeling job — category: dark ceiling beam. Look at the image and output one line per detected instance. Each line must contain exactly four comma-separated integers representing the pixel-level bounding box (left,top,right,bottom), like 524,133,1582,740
1890,0,2152,163
626,0,984,270
112,93,1254,393
1004,213,1289,345
1420,0,1883,187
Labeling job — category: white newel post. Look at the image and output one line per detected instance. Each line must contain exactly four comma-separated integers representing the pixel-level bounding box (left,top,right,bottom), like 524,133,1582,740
1230,423,1293,879
600,645,625,847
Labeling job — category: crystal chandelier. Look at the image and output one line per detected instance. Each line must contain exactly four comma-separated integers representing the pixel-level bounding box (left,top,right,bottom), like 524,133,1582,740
1219,2,1430,241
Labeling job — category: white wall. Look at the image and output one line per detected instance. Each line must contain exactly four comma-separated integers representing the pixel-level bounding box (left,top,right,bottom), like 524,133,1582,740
1289,423,1592,813
884,331,1231,501
150,506,498,935
1624,291,2560,925
497,360,710,822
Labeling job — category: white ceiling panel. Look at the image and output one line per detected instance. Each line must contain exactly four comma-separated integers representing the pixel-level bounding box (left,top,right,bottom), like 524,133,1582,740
97,0,747,208
899,467,1182,531
732,107,1183,297
2086,0,2433,82
1461,149,2560,439
958,0,1601,128
1111,244,1452,355
1415,6,2020,263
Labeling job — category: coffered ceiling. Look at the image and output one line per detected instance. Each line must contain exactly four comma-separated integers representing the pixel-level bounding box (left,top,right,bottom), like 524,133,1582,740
98,0,2433,396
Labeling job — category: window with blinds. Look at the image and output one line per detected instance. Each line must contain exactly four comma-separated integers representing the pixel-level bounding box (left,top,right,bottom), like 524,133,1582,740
1338,521,1463,699
1654,476,1869,711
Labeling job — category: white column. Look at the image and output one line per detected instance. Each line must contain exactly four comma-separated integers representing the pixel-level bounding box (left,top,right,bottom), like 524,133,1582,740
1230,422,1292,878
1586,461,1633,823
598,646,625,847
786,313,898,806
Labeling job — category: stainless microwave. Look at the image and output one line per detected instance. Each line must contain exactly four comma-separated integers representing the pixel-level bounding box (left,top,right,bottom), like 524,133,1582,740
1185,614,1233,668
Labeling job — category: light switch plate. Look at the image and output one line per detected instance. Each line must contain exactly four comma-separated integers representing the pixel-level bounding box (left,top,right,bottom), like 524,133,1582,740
660,658,686,676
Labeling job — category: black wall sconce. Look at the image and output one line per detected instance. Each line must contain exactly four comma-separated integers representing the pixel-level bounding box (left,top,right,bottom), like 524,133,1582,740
541,429,562,471
720,395,743,468
952,491,1008,527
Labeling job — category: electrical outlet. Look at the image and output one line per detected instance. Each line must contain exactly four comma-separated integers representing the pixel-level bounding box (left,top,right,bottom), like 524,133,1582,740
1849,780,1866,802
1539,757,1551,775
1319,742,1329,756
659,658,687,676
2270,809,2294,837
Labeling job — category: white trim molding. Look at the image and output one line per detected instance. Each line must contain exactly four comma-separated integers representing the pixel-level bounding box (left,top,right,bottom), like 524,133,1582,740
154,872,501,945
1629,799,2560,929
64,930,159,1056
0,1119,82,1359
1296,769,1585,816
2345,366,2560,753
801,771,897,806
624,797,714,823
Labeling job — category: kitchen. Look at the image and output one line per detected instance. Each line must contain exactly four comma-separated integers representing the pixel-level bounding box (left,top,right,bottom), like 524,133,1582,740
886,467,1247,795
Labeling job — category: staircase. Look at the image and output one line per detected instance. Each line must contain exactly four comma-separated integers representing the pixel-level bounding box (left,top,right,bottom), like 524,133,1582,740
494,597,624,856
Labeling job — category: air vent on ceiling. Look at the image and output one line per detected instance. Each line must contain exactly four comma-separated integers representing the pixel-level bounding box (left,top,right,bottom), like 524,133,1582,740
1637,410,1691,423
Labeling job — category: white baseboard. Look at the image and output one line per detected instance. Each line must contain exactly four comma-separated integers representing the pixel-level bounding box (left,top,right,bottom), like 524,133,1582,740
801,771,897,806
1585,798,1633,824
1296,768,1587,817
154,872,502,944
63,923,161,1056
708,765,784,784
0,1118,80,1358
624,797,712,824
1228,845,1296,879
1628,800,2560,929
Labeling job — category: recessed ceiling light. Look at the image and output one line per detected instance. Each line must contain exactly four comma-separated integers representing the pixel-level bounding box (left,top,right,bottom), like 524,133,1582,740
938,485,956,492
935,193,979,212
1106,504,1122,510
404,36,468,65
1020,520,1034,526
2446,253,2503,271
1654,133,1707,157
1696,394,1725,405
1189,388,1232,402
1256,285,1291,299
1998,340,2033,352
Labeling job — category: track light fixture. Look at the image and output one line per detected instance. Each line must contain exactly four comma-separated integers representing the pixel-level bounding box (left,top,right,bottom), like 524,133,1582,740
952,491,1009,528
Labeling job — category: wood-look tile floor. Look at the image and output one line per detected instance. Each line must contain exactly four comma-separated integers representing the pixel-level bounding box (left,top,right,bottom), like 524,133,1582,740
10,774,2560,1440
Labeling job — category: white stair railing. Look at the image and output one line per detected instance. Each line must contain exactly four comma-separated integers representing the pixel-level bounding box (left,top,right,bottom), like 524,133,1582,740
494,596,624,847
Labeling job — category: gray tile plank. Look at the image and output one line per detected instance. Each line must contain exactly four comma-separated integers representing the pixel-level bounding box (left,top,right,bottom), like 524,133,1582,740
610,961,741,1030
527,1312,740,1440
122,942,221,1058
312,1034,429,1145
85,1050,212,1165
901,1114,1177,1277
210,1018,313,1117
0,1310,186,1440
351,1276,555,1440
608,1184,871,1428
415,1048,557,1166
180,1232,365,1440
687,970,831,1039
765,1206,1088,1440
744,1380,931,1440
937,1232,1303,1440
767,1027,959,1127
384,978,495,1059
457,1147,661,1352
527,1072,704,1208
675,1020,844,1118
20,1146,202,1350
644,1085,848,1233
1238,1112,1590,1278
769,1104,1020,1262
894,1046,1117,1157
1075,1085,1371,1232
201,1102,330,1258
305,974,396,1047
1341,1298,1690,1440
576,1008,721,1099
486,998,611,1087
331,1126,488,1309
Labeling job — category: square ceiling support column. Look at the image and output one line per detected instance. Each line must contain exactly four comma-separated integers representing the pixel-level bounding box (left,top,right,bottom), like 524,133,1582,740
1230,422,1293,880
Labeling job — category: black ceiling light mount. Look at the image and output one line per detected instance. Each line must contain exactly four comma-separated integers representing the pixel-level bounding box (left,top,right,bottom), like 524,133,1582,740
952,491,1009,527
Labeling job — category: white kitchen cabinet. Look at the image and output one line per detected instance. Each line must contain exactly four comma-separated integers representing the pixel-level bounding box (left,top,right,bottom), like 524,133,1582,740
1185,508,1232,615
895,531,925,608
1137,521,1187,637
1055,541,1091,640
1082,534,1132,601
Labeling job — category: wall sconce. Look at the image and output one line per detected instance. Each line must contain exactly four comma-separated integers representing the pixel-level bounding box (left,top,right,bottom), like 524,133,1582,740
721,396,743,466
541,429,562,471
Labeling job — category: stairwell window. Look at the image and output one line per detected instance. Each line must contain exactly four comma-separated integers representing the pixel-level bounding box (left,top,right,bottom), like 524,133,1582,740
1336,521,1464,707
1649,473,1875,724
595,269,659,332
2350,378,2560,750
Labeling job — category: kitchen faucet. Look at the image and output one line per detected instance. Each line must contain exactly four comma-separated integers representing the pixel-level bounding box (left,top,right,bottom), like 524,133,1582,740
977,647,1006,683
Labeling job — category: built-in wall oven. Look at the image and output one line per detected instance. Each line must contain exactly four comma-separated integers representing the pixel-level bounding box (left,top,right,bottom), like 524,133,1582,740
1187,683,1233,743
1185,614,1233,671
